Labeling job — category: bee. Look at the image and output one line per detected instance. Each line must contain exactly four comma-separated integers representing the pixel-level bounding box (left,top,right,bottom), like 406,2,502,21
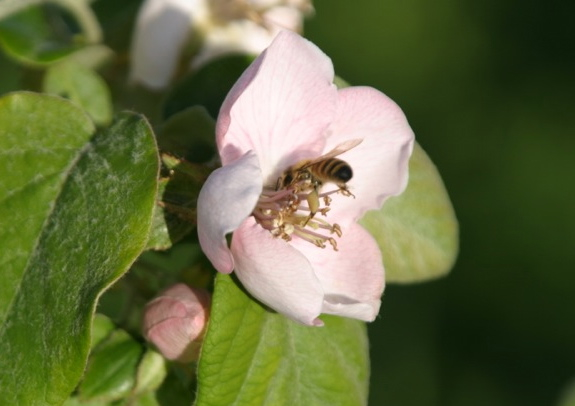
276,139,362,224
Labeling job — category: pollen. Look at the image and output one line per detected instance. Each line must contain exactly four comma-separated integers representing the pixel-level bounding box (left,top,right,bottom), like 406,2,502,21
253,185,349,251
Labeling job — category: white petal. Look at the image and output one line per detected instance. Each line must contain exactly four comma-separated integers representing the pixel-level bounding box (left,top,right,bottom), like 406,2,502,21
231,217,324,326
216,30,338,183
197,151,262,273
130,0,208,89
263,7,305,33
191,20,277,69
324,86,415,222
291,223,384,322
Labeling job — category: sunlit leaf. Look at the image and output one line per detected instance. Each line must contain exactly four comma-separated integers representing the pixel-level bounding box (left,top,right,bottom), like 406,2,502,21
196,274,369,406
360,142,459,283
0,92,158,405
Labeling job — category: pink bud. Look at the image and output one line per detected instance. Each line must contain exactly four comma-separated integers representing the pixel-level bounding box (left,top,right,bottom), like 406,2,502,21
142,284,211,362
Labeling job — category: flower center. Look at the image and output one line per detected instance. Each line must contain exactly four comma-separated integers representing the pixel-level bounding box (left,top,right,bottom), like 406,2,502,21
252,185,347,250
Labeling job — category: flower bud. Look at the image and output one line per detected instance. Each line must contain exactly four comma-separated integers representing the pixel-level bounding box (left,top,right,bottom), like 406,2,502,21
142,284,211,362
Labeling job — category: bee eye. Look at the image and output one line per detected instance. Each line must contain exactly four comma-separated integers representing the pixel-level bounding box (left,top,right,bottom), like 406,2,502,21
283,173,293,186
335,165,353,182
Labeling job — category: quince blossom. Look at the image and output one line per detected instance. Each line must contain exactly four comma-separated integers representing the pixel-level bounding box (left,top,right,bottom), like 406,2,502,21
197,31,414,326
130,0,313,89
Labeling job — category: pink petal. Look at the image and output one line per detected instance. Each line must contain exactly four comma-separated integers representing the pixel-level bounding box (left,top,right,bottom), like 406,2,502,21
291,223,384,322
216,30,338,183
324,86,415,222
142,284,211,362
197,151,262,273
231,217,325,326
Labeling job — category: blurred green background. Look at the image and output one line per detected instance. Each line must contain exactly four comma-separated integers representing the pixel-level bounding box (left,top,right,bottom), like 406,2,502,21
306,1,575,405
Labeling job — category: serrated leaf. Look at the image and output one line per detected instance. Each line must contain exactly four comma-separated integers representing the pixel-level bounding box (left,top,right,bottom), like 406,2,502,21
360,142,459,283
79,330,143,402
44,61,113,126
196,274,369,406
0,92,159,405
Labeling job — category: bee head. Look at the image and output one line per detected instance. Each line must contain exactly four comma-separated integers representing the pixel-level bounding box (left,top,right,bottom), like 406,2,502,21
282,172,293,186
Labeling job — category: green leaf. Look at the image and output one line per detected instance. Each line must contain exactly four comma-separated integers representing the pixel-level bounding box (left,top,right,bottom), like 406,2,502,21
147,154,211,250
0,92,159,405
79,330,143,402
0,4,80,65
62,396,110,406
127,391,161,406
44,61,113,126
0,0,102,65
163,54,253,120
133,350,167,395
64,44,115,70
360,142,459,283
146,107,215,249
196,274,369,406
91,313,116,349
0,50,22,94
157,106,216,163
155,364,195,406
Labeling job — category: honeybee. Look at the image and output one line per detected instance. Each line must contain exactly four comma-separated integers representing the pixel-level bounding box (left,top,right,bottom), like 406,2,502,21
276,139,362,224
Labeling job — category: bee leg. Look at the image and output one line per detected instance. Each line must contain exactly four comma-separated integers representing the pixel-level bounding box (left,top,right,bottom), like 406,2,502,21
303,188,320,226
340,185,355,198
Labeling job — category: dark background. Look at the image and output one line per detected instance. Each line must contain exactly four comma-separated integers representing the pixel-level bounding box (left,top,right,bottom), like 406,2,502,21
306,1,575,405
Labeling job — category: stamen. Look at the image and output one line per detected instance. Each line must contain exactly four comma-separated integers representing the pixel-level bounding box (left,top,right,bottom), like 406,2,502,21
252,184,352,251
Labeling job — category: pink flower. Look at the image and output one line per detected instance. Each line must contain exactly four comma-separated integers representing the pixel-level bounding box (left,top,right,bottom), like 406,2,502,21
197,31,414,326
143,284,211,362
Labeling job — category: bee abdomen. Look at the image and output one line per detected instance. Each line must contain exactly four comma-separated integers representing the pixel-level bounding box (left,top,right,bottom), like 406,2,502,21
319,159,353,183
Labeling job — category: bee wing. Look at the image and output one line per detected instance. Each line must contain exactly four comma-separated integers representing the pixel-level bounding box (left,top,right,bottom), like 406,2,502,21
303,138,363,166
